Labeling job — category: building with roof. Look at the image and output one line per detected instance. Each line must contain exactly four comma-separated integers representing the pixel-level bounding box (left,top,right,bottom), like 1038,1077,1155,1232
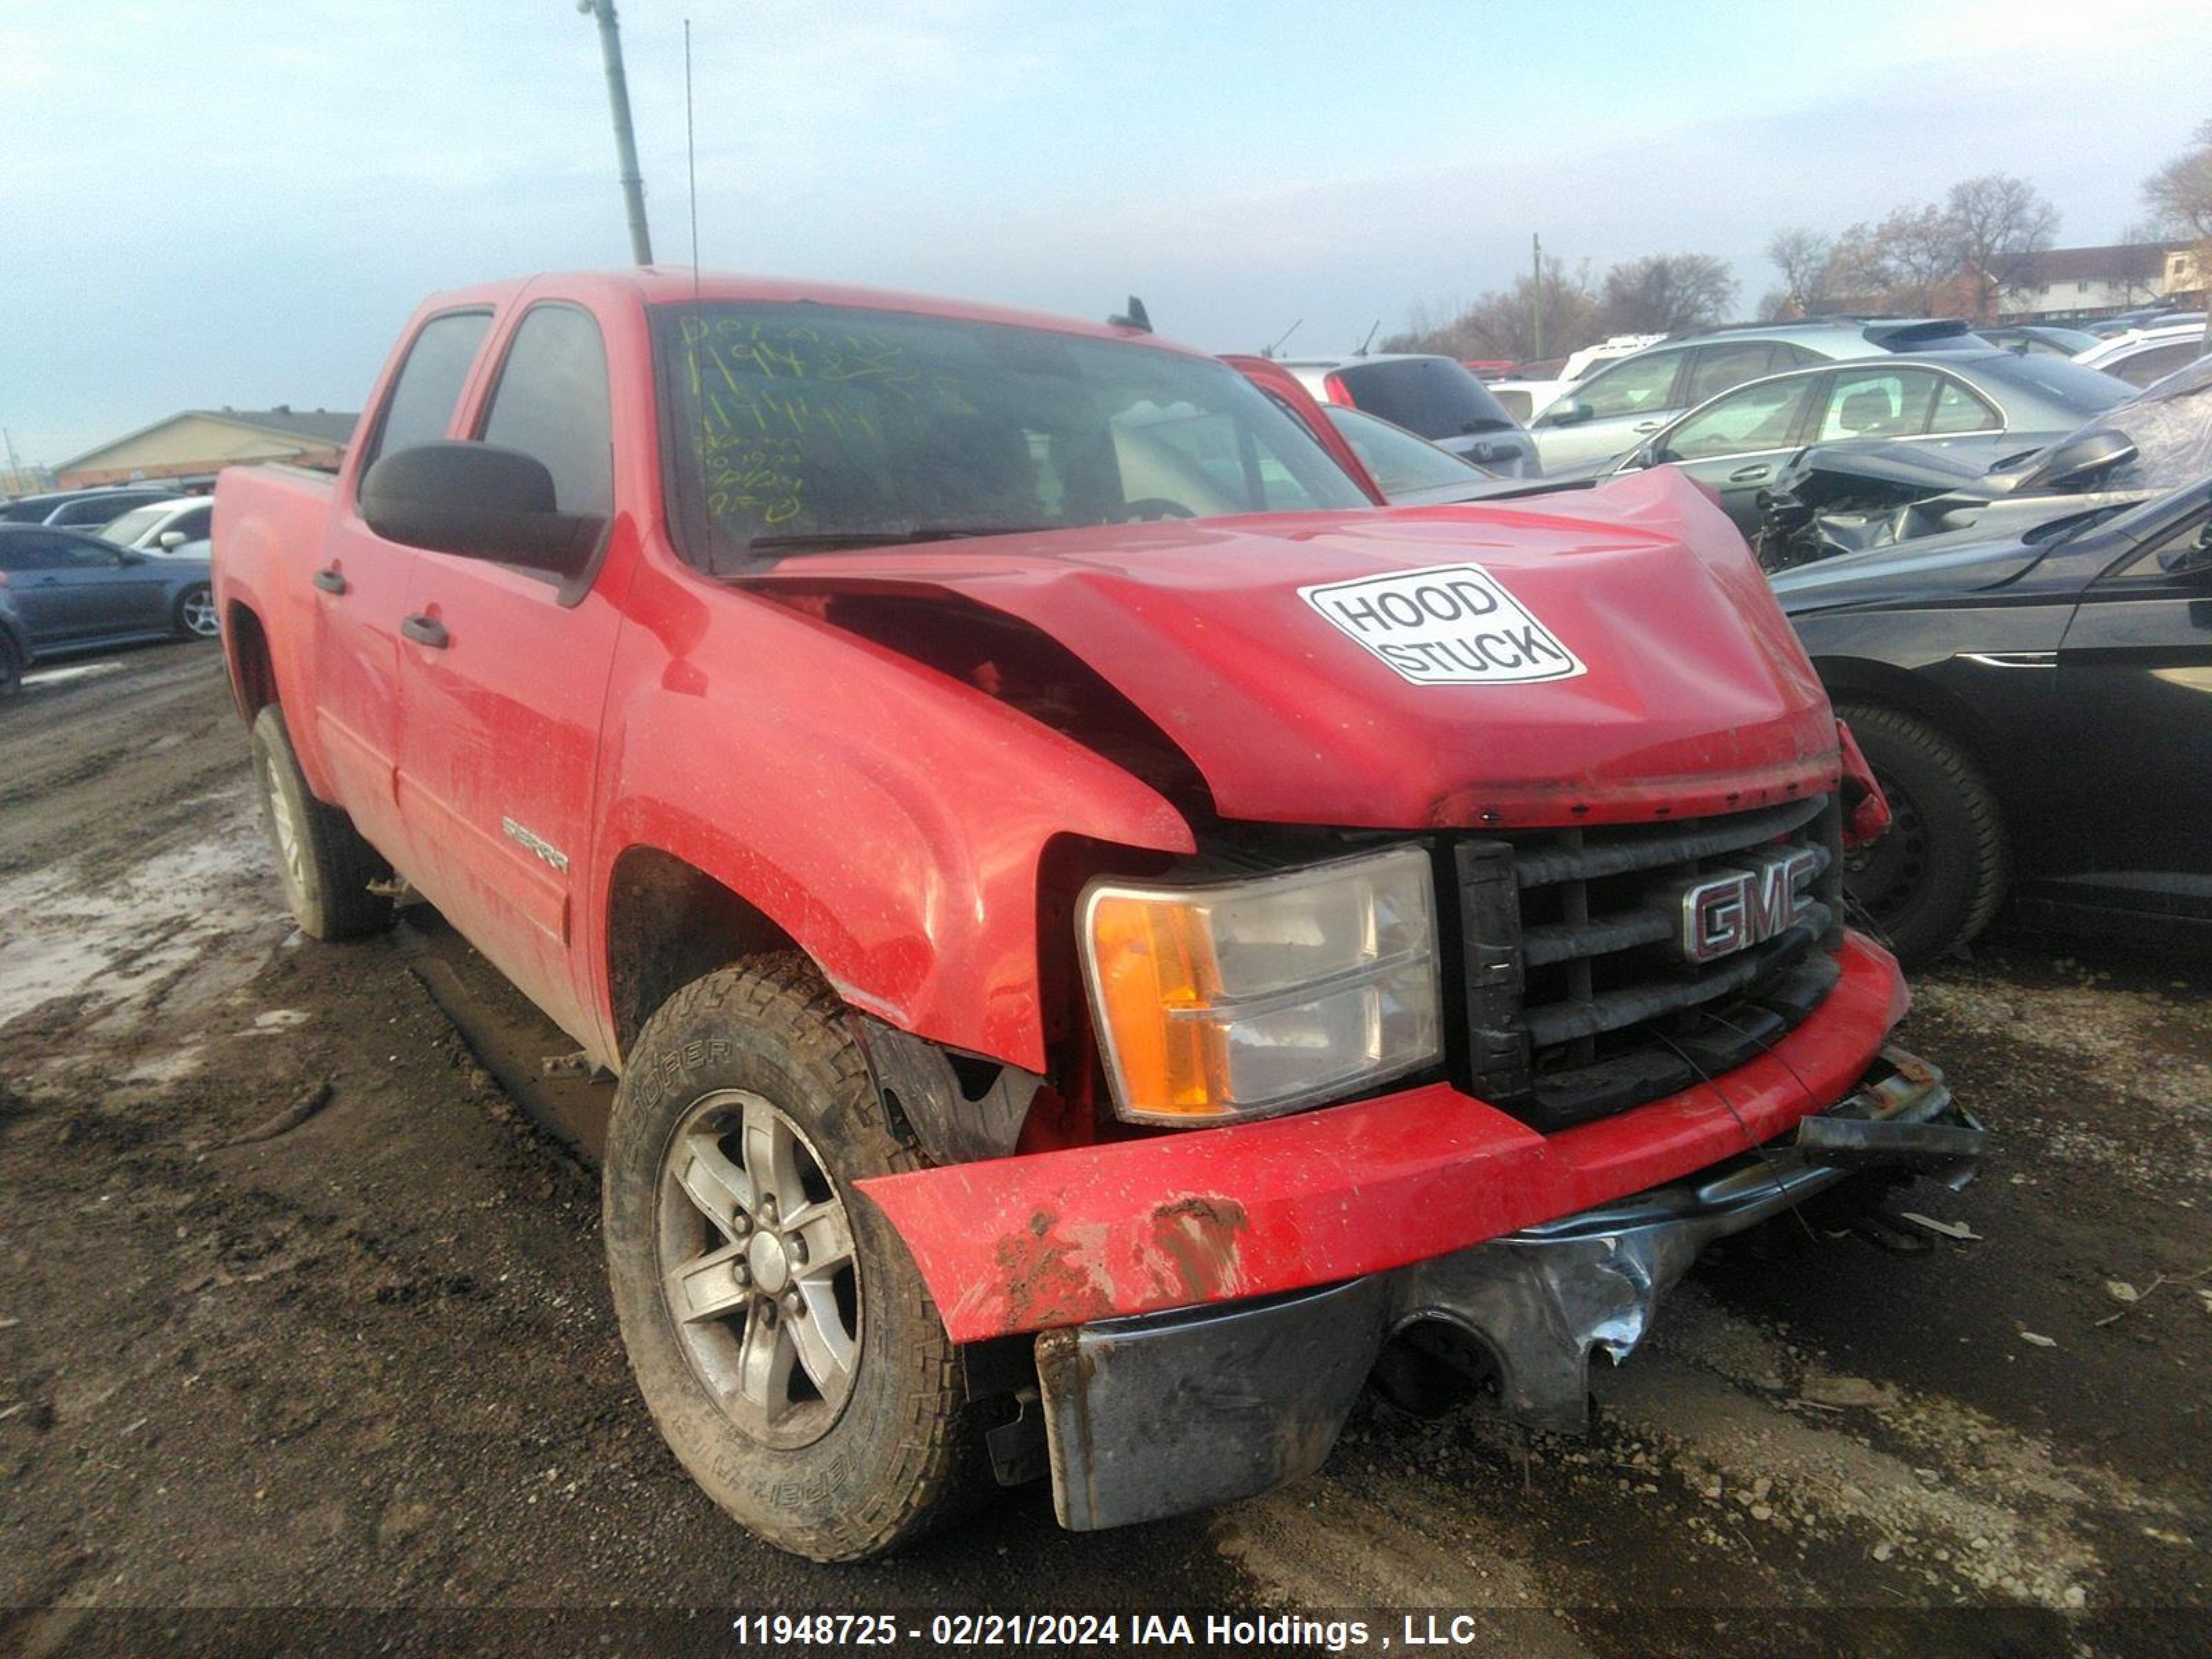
55,406,357,490
1997,243,2171,323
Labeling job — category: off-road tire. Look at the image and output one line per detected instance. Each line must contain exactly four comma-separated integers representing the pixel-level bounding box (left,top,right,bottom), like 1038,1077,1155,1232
250,704,395,939
1835,702,2007,966
173,583,220,640
604,956,984,1561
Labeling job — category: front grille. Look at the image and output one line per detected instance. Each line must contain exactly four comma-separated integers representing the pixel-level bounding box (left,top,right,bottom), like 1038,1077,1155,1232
1453,794,1846,1132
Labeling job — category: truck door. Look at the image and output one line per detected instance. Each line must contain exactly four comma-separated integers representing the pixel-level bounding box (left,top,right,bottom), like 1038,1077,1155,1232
2051,491,2212,921
393,300,630,1046
312,308,494,859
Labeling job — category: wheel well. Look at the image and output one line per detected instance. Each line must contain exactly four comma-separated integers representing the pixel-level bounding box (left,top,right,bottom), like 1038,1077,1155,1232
605,847,806,1062
225,601,277,719
1817,657,2004,777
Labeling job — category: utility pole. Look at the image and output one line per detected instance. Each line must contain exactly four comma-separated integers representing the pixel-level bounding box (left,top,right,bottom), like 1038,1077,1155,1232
579,0,653,266
1530,232,1544,359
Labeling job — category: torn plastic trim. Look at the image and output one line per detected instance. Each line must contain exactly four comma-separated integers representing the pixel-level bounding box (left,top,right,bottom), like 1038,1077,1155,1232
1036,1044,1977,1530
848,1013,1045,1166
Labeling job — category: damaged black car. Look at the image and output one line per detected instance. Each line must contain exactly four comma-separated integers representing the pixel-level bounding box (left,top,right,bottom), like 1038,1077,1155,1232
1770,469,2212,965
1755,355,2212,572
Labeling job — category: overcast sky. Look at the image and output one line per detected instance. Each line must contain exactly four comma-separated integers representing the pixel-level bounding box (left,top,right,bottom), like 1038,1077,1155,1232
3,0,2207,464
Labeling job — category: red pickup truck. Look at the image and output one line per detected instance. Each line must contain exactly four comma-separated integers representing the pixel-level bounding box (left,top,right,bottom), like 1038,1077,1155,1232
213,270,1979,1561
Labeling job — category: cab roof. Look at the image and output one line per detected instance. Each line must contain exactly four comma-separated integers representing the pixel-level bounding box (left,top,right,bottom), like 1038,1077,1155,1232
413,268,1192,355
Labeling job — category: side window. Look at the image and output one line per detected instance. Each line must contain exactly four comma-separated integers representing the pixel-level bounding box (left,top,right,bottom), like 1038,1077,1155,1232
1572,348,1685,419
1929,377,1999,434
1661,375,1817,461
1771,342,1824,369
1817,366,1942,441
478,305,614,518
62,536,122,568
176,503,214,540
1683,342,1779,407
0,534,68,571
361,310,494,483
2114,341,2198,389
2108,503,2212,583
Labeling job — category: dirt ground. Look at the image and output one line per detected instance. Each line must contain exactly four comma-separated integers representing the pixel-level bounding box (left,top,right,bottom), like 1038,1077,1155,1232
2,644,2208,1656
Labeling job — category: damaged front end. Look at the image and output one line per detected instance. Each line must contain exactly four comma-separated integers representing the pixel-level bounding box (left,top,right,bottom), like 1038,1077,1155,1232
1034,1047,1979,1531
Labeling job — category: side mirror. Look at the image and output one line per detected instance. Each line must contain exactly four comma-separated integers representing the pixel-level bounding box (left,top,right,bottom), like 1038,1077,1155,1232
2033,429,2137,491
157,530,187,550
359,442,603,577
1545,399,1593,427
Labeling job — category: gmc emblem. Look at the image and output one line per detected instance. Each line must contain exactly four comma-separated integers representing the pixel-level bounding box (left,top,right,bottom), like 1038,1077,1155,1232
1677,847,1821,965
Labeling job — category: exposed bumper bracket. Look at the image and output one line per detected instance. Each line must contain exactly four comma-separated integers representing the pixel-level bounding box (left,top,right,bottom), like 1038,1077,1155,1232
1038,1045,1977,1530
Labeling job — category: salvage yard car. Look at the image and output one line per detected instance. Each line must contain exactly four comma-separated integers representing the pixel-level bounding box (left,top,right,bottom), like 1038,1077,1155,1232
1757,355,2212,571
212,270,1980,1562
0,522,218,693
1772,470,2212,964
1597,347,2130,534
1528,319,1990,473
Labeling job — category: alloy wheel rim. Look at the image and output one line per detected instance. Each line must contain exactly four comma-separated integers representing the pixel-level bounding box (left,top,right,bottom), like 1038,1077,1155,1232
183,591,218,637
655,1088,861,1449
259,749,309,910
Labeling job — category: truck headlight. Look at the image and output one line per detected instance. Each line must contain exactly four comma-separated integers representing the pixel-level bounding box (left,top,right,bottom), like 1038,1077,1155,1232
1079,845,1443,1125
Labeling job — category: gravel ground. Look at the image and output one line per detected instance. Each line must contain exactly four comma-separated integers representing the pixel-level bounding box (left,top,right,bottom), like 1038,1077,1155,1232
1,644,2206,1657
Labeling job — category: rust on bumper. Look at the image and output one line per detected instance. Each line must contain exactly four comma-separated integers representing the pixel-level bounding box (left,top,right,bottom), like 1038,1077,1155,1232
859,932,1911,1343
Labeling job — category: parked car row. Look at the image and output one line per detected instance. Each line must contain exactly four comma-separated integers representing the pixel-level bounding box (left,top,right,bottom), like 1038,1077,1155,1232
1231,326,2211,973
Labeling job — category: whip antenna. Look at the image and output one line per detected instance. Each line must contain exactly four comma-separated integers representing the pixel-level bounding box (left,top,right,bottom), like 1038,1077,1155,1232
685,18,700,297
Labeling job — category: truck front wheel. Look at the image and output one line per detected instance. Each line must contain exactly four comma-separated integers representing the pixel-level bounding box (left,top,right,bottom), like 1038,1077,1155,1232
604,957,981,1561
250,704,395,940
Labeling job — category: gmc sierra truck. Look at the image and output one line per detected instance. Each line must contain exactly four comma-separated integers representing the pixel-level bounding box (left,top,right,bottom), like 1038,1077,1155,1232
213,270,1980,1562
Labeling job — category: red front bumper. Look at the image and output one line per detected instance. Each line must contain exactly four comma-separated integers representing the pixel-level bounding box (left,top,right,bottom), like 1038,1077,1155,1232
859,932,1909,1343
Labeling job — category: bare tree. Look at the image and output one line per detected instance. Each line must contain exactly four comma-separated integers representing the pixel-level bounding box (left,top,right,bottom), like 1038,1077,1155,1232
1597,254,1737,334
1947,173,2060,319
1764,228,1836,317
2142,117,2212,238
1385,257,1602,362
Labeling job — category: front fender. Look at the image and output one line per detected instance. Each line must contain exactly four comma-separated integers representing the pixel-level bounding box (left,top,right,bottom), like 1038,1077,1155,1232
591,559,1194,1073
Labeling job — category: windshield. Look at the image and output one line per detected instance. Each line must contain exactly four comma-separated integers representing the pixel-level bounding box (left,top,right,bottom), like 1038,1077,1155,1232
99,504,167,545
1324,406,1488,496
655,302,1368,566
2041,355,2212,494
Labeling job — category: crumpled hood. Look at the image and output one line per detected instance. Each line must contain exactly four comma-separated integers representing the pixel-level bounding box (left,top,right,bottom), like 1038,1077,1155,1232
742,468,1839,830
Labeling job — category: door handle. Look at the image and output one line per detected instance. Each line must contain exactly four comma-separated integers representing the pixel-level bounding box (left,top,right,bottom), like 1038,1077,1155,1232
1632,420,1663,433
400,613,449,649
312,567,348,594
1728,465,1771,482
35,575,60,585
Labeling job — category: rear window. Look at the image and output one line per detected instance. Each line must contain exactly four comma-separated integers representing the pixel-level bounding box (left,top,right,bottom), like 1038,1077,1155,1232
1335,358,1517,438
1987,353,2137,416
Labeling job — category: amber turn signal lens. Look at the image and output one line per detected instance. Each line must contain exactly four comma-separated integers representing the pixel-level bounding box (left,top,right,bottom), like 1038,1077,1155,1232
1079,846,1442,1126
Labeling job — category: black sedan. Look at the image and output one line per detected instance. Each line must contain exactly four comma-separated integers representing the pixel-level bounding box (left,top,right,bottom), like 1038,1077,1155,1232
0,524,217,695
1771,474,2212,963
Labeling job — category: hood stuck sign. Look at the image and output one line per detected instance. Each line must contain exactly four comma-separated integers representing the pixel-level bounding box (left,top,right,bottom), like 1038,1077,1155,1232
1301,563,1586,686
